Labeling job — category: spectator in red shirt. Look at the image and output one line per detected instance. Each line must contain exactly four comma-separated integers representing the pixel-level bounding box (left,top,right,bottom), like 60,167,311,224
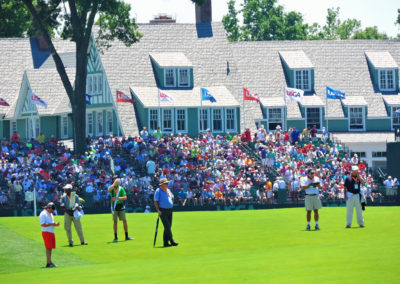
11,132,20,143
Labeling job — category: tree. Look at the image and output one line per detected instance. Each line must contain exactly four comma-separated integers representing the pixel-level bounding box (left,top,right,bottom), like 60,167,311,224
353,26,388,40
22,0,206,155
322,7,361,40
222,0,240,41
0,0,32,37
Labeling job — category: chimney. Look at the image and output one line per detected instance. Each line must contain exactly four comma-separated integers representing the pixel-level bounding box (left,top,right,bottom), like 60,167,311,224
36,36,50,51
195,0,212,23
150,14,176,24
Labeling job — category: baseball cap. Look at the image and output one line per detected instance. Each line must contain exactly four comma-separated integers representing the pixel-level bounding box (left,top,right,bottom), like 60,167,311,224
308,169,315,174
159,178,169,185
45,202,56,210
63,184,73,190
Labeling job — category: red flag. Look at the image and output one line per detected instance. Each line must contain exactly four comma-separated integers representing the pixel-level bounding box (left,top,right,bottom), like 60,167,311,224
116,90,135,104
0,98,9,106
244,88,259,102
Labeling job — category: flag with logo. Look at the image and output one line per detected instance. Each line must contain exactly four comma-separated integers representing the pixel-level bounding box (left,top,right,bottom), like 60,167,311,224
326,86,345,100
158,89,175,102
284,87,303,102
116,90,135,104
86,94,92,105
0,98,9,107
395,108,400,114
243,88,259,102
30,90,48,108
201,88,216,103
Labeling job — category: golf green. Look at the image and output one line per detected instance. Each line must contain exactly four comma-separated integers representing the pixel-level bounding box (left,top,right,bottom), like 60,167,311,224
0,207,399,283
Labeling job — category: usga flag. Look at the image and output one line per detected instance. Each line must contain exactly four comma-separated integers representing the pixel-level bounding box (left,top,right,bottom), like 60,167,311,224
201,88,217,103
30,91,48,108
159,89,175,102
0,98,9,106
116,90,135,104
243,88,259,102
284,87,303,102
326,86,345,100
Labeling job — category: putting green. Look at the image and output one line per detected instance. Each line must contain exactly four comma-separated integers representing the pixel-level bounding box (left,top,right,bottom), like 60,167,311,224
0,207,399,283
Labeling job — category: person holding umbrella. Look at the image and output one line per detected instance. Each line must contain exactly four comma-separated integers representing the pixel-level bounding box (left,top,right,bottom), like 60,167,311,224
154,178,178,247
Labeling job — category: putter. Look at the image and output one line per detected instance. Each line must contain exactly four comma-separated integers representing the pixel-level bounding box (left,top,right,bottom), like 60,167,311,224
153,216,160,248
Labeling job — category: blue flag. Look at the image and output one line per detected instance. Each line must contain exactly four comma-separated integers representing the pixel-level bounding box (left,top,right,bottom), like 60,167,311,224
86,94,91,105
396,108,400,114
201,88,217,103
326,86,345,100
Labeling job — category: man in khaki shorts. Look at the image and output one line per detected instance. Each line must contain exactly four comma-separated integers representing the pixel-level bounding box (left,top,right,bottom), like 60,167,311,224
300,169,322,231
108,177,134,242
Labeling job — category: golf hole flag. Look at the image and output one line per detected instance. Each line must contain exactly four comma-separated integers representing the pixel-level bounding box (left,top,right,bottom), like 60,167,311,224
244,88,259,102
30,91,48,108
116,90,135,104
285,87,303,102
159,89,174,102
326,86,345,100
201,88,217,103
0,98,9,106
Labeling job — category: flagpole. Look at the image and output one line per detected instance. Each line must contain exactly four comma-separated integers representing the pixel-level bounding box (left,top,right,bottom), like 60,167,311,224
284,86,287,132
116,89,120,137
158,89,161,130
326,87,329,133
200,88,203,131
243,90,246,132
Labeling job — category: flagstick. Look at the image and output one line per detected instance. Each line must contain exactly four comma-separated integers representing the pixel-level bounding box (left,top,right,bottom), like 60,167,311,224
284,86,287,132
158,89,161,130
115,89,120,137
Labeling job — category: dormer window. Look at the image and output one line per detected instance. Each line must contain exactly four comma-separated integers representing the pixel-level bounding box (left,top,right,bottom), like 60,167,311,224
178,68,190,87
379,69,395,91
295,69,311,91
165,68,175,87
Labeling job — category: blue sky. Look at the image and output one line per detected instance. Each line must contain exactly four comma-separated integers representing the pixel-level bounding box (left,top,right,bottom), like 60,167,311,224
126,0,400,37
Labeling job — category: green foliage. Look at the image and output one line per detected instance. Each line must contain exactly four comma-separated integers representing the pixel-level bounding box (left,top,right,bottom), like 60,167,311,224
0,0,32,37
353,26,388,39
222,0,240,41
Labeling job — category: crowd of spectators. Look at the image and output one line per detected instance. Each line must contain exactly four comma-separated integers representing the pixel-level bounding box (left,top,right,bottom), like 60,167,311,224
0,125,398,211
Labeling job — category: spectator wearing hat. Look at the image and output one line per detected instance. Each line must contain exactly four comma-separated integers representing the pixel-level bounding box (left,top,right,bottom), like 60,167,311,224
60,184,87,247
108,177,134,242
344,166,365,228
154,177,178,247
39,202,60,268
383,176,398,201
300,169,323,231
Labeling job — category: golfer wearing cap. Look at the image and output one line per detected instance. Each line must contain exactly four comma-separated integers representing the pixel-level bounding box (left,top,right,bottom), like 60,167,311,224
39,202,60,268
300,169,323,230
344,166,365,228
108,177,134,242
60,184,87,247
154,178,178,247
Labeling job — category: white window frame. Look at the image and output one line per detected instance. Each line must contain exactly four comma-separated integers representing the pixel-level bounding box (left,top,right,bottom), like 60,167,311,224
294,69,311,91
162,108,173,133
86,73,103,95
267,107,284,131
10,120,17,138
148,109,160,132
97,111,104,136
305,107,322,130
164,68,176,87
225,108,237,133
211,108,224,133
378,69,395,91
178,68,190,87
198,108,210,132
392,106,400,130
348,106,365,131
106,111,113,135
175,108,187,133
61,115,68,139
87,113,94,136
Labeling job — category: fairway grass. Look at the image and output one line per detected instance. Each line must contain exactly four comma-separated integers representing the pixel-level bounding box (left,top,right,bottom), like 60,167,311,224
0,207,399,283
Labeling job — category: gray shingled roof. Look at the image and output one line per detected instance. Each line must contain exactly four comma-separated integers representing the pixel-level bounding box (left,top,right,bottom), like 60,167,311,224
279,50,314,69
100,22,254,135
342,96,368,106
259,97,285,107
131,86,239,107
365,51,398,68
231,40,400,119
26,68,74,116
149,52,192,67
300,95,324,107
0,38,75,118
382,94,400,105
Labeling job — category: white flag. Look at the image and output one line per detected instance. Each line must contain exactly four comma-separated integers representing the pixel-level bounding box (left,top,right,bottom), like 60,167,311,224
284,87,304,102
159,89,174,102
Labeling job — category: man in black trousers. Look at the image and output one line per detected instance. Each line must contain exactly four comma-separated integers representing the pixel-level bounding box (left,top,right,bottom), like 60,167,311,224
154,178,178,247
